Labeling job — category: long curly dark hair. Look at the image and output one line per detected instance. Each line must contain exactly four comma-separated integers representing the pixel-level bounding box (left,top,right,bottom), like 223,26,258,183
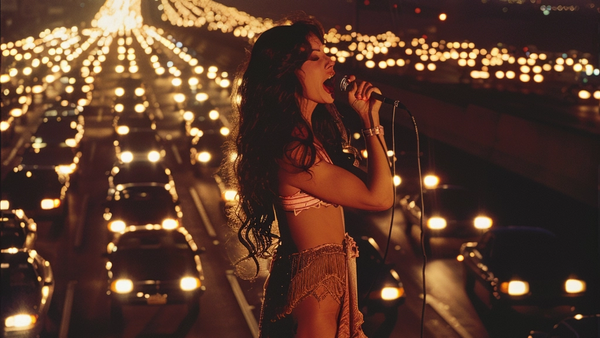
222,14,358,278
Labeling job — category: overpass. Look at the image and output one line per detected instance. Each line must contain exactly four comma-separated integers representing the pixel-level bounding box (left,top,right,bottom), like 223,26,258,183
360,72,599,209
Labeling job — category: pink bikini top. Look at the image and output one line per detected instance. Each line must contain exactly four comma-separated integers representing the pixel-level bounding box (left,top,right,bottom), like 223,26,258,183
279,144,338,216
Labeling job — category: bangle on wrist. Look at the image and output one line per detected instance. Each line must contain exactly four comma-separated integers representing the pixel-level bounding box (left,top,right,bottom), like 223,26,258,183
362,125,384,137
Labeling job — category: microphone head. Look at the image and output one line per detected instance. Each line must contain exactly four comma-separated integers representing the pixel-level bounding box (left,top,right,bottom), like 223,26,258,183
339,75,350,92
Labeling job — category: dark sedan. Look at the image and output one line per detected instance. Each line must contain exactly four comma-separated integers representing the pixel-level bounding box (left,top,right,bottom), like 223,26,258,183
400,184,493,255
1,144,80,220
114,130,165,164
112,109,156,136
104,228,206,316
107,161,175,195
42,102,85,126
31,116,84,150
356,236,406,337
103,184,182,235
1,209,37,250
458,227,590,319
1,250,54,338
528,313,600,338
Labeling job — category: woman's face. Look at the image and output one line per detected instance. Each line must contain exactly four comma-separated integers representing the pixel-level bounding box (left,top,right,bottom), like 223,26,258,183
296,34,336,110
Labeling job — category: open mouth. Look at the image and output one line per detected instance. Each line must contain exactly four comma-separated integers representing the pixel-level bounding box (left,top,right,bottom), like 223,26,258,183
323,76,335,94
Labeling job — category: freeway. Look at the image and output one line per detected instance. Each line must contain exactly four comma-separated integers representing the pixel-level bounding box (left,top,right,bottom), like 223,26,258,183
1,11,598,338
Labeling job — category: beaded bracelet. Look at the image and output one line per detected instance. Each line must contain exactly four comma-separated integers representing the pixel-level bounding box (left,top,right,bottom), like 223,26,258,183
362,125,384,137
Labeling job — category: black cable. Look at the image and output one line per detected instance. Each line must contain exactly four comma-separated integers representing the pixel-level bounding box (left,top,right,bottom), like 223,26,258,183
378,103,426,338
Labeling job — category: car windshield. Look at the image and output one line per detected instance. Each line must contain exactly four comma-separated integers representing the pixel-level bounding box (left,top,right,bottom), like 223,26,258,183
111,188,174,217
424,187,480,217
113,246,195,280
113,165,169,186
1,224,26,249
487,231,570,275
1,262,40,312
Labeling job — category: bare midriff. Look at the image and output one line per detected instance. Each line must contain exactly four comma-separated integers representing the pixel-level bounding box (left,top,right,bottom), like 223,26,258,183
284,204,345,251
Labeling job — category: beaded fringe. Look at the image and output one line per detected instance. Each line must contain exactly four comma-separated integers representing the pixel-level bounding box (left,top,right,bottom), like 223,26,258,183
278,244,347,318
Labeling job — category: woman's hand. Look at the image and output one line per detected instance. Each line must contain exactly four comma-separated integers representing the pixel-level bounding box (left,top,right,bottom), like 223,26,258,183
344,75,383,126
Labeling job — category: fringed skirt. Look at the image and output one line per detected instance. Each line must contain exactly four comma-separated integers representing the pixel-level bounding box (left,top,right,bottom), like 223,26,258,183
258,233,367,338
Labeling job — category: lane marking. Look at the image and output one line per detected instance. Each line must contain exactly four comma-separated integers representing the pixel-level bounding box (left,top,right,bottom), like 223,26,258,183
421,293,474,338
59,280,77,338
171,143,182,165
74,194,89,249
2,136,24,166
87,141,96,163
189,187,217,238
226,270,258,338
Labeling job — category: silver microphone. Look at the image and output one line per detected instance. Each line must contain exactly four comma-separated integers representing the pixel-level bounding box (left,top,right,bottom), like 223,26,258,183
340,75,405,108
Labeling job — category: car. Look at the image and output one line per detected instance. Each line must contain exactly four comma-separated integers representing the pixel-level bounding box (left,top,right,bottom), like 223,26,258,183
112,108,157,136
104,228,205,316
213,173,239,213
528,313,600,338
112,95,150,116
113,129,165,164
400,183,493,255
458,226,590,319
1,209,37,250
1,102,17,146
188,112,230,175
1,250,55,338
1,145,80,220
42,102,85,127
107,161,175,195
31,114,85,150
355,236,406,337
114,77,147,102
103,183,182,236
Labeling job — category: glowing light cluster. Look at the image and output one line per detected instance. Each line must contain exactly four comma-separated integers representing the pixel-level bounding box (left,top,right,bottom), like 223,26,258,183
92,0,144,34
159,0,275,39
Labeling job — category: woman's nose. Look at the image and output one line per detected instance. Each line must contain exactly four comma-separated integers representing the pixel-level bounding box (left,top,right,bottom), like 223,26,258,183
326,56,335,67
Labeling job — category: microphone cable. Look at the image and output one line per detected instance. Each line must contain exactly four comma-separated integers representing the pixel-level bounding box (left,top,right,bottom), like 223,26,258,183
342,76,426,336
378,101,427,338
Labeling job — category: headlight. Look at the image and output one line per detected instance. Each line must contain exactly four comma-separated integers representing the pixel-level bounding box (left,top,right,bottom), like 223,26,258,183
183,111,194,121
9,108,23,117
220,127,230,136
120,151,133,163
162,218,179,230
41,198,61,210
500,280,529,296
180,277,201,291
190,127,202,137
474,216,492,229
1,121,10,131
222,190,238,202
108,220,126,233
427,217,446,230
116,126,130,135
208,109,219,120
380,286,403,300
565,279,586,294
423,175,439,188
5,314,37,329
148,150,160,162
56,164,76,174
197,151,211,163
111,279,133,294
